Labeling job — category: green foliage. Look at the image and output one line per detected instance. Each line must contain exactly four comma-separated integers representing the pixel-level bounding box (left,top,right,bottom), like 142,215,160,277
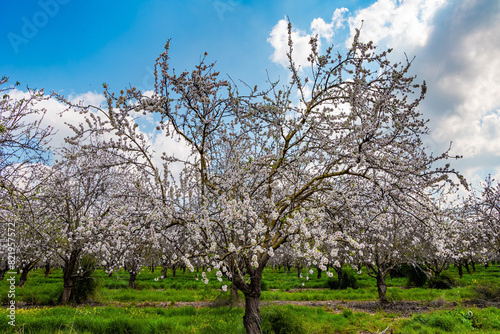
392,263,428,287
326,269,358,290
404,307,487,333
342,308,353,319
473,282,500,301
428,272,457,290
261,306,306,334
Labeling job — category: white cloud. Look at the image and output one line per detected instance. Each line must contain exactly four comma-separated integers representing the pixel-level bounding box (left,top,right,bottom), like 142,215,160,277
68,91,106,107
7,89,192,179
425,5,500,160
268,0,500,189
347,0,448,50
268,9,349,70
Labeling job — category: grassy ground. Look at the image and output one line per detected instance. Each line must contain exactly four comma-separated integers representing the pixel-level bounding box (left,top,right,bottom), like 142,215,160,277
1,264,500,333
0,305,499,333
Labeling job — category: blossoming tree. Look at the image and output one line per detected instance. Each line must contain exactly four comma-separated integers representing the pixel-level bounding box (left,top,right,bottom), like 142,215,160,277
62,26,461,333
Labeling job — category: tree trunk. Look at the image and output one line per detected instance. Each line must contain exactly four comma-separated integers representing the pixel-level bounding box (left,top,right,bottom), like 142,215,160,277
317,267,322,279
376,271,388,304
18,261,36,287
297,265,302,278
172,265,177,278
457,263,463,279
472,261,476,273
465,261,471,274
161,266,168,278
243,294,262,334
183,266,186,274
286,265,291,274
44,261,51,278
335,266,343,290
231,256,268,334
61,250,81,305
129,271,137,289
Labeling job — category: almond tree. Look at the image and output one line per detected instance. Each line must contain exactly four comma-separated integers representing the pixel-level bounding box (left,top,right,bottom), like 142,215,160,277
37,146,146,304
62,26,461,333
469,176,500,261
0,76,53,184
333,176,442,303
0,163,54,284
0,76,53,279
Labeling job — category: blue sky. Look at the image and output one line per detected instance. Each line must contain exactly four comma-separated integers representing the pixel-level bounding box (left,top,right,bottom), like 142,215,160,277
2,0,500,189
1,0,371,93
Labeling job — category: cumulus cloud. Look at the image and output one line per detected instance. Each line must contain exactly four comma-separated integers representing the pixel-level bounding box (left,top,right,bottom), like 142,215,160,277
7,89,192,178
268,0,500,187
268,8,349,70
347,0,448,50
417,1,500,164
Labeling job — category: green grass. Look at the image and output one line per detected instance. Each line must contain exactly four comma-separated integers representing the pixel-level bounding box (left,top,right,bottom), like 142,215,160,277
1,263,500,333
1,305,499,333
2,264,500,305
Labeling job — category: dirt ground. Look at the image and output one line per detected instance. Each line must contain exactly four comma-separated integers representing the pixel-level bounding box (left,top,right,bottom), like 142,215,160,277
96,298,498,317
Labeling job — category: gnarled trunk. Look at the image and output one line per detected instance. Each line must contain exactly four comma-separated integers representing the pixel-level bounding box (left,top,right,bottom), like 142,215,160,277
19,261,36,287
243,293,262,334
129,271,137,289
232,255,268,334
376,270,388,304
161,266,168,278
61,250,81,305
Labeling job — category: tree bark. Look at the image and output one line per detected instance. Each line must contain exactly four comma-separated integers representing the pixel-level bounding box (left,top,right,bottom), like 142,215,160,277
335,266,343,290
18,262,34,287
317,267,322,279
297,265,302,278
376,271,388,304
457,263,463,279
129,271,137,289
465,261,471,274
243,294,262,334
231,255,268,334
44,261,51,278
161,266,168,278
61,250,81,305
